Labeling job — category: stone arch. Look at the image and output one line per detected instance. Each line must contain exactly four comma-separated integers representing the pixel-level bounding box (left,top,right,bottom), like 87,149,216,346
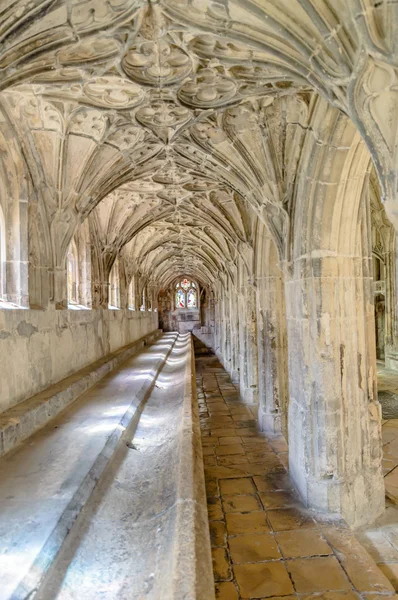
285,96,384,527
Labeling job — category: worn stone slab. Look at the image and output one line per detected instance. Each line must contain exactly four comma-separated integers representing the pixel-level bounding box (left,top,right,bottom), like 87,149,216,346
0,329,161,458
0,333,177,600
33,333,214,600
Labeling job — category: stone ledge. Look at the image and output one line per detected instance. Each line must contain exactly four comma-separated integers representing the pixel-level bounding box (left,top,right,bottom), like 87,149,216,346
0,328,162,457
169,334,215,600
5,332,178,600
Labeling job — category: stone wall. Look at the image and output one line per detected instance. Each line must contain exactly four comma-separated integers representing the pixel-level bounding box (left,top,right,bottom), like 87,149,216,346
0,308,158,413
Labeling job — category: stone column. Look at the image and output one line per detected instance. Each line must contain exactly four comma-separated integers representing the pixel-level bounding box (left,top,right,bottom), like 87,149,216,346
222,289,232,371
285,253,384,527
238,283,258,404
229,288,240,383
90,246,109,309
256,274,288,436
213,289,222,356
52,265,68,309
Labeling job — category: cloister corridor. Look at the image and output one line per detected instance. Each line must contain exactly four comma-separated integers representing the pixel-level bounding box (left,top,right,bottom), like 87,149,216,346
3,0,398,598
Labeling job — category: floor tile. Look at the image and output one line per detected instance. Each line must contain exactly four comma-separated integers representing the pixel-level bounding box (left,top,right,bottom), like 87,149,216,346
201,436,219,446
276,529,333,558
218,436,242,445
259,491,295,509
215,581,239,600
266,508,317,532
212,548,232,582
234,562,294,598
222,494,262,513
286,556,351,592
205,479,219,498
210,521,227,547
211,428,238,437
253,473,293,492
226,511,270,535
219,477,256,495
217,456,250,467
322,528,395,593
229,532,281,563
216,444,245,456
207,497,224,521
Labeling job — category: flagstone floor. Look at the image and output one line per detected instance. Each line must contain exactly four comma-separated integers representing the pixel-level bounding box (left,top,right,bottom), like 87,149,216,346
356,363,398,591
194,337,397,600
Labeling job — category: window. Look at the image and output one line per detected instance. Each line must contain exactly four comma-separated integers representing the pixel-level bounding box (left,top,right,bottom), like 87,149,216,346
373,255,383,282
109,259,120,309
140,287,146,311
128,276,136,310
187,288,197,308
67,240,79,305
0,206,5,301
176,288,185,308
175,277,198,309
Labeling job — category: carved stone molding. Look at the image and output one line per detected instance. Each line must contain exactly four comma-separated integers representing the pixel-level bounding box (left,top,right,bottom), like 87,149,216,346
178,68,237,108
135,100,192,142
82,77,144,109
122,40,192,86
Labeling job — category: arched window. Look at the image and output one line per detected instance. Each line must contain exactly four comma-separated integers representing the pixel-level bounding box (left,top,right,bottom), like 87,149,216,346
140,287,146,311
0,206,5,301
109,259,120,309
373,255,384,282
187,287,197,308
67,240,79,305
176,288,185,308
128,276,136,310
175,277,198,309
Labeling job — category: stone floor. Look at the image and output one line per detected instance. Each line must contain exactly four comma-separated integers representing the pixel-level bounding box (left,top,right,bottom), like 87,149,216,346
378,362,398,501
382,418,398,503
356,363,398,591
194,338,397,600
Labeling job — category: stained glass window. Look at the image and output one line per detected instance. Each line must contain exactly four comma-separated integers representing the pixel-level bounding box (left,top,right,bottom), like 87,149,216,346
187,288,197,308
175,278,198,309
176,288,185,308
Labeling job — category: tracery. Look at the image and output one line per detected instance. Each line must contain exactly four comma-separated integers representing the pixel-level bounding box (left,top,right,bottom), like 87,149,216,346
175,278,198,309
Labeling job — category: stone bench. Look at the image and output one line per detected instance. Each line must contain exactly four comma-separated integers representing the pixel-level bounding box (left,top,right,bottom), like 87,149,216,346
0,329,162,457
0,333,179,599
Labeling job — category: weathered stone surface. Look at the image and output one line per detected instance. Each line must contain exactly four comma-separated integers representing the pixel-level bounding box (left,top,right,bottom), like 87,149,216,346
0,333,179,599
0,0,397,559
0,328,161,457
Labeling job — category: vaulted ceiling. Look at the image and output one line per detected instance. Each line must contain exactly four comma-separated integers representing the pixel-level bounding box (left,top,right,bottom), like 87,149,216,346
0,0,396,289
